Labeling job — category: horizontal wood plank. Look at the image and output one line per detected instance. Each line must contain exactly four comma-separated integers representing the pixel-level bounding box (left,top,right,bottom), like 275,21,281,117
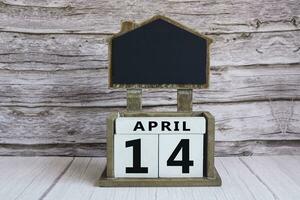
0,100,299,156
1,31,299,69
1,140,300,157
0,143,106,157
0,0,299,34
215,140,300,156
0,64,299,107
0,101,299,144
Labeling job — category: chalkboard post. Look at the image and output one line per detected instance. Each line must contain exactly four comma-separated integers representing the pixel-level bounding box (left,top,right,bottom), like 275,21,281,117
127,89,142,111
177,89,193,112
99,15,221,187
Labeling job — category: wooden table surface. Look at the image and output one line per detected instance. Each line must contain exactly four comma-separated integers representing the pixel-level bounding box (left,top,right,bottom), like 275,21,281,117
0,156,299,200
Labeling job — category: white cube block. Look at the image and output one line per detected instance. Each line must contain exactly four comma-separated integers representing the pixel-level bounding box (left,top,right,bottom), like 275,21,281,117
114,134,158,178
159,134,204,177
115,117,206,134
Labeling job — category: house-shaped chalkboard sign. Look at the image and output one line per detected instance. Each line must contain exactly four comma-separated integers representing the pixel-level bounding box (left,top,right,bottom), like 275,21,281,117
99,15,221,187
109,15,212,88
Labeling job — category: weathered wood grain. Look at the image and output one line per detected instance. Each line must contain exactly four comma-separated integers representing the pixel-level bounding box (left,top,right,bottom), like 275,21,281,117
0,64,299,107
270,156,300,187
0,101,298,148
0,0,299,156
215,140,300,156
42,157,298,199
44,157,106,200
0,157,72,199
0,156,298,199
0,0,299,34
1,31,299,69
1,141,300,157
241,156,300,199
0,33,107,71
0,106,109,144
0,143,106,156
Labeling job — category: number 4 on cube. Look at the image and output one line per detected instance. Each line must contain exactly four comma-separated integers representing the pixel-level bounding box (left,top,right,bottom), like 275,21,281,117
159,134,204,177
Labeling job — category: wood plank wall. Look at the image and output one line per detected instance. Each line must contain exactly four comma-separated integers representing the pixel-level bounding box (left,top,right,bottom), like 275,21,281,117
0,0,299,156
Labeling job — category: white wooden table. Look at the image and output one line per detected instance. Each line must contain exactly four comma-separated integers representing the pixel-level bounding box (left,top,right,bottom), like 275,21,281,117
0,156,299,200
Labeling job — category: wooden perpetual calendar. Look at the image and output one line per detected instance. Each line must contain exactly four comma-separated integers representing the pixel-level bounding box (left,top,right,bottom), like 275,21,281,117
98,15,222,187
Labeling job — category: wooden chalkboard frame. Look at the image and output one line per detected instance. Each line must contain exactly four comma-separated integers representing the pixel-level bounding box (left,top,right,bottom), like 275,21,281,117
100,15,221,187
108,15,213,89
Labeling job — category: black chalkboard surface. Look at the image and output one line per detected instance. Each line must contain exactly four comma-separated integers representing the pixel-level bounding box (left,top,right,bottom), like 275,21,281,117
109,16,211,88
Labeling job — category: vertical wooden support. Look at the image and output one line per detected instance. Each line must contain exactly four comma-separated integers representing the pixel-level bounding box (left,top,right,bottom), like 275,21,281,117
203,112,216,178
127,89,142,111
106,113,118,178
177,89,193,112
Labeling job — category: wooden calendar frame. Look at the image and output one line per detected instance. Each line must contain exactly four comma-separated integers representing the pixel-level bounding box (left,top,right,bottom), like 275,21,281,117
98,111,221,187
98,15,221,187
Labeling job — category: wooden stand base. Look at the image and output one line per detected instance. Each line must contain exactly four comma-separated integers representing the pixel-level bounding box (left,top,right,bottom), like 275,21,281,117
98,167,222,187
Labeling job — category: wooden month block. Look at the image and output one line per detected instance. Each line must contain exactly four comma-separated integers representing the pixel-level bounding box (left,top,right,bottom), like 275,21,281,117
159,134,204,178
99,111,221,187
115,117,206,134
114,134,158,178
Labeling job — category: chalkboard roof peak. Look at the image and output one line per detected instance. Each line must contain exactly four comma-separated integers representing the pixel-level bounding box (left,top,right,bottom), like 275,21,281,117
111,15,212,43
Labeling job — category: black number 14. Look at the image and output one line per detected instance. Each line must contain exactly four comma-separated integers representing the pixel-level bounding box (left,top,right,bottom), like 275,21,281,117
125,138,194,174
